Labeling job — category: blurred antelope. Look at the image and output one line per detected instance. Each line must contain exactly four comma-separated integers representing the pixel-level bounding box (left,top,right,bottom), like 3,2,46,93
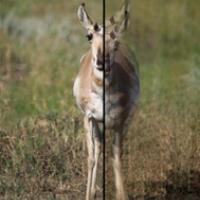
73,1,139,199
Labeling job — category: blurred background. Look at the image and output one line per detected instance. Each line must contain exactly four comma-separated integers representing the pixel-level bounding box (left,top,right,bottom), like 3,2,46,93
0,0,199,199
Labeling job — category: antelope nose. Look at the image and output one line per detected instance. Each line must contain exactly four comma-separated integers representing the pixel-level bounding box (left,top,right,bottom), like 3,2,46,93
96,59,103,71
96,59,103,66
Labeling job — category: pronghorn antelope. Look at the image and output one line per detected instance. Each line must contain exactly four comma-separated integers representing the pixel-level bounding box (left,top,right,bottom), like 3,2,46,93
73,1,140,200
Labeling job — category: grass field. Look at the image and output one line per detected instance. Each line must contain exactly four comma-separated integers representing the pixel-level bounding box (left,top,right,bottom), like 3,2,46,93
0,0,200,199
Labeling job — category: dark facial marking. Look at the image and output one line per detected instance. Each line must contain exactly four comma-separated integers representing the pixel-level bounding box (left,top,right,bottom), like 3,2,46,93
110,16,115,25
96,48,103,66
86,33,93,41
110,31,116,39
114,41,120,51
105,53,110,67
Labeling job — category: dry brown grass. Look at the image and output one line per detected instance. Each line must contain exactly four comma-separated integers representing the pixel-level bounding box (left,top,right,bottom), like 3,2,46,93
122,103,200,200
0,113,88,199
0,0,200,199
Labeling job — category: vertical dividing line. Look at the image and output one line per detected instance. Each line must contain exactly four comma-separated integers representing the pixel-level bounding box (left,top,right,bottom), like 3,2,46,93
102,0,106,199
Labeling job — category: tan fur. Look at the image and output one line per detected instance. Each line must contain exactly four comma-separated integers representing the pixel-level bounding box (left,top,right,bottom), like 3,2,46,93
74,2,139,200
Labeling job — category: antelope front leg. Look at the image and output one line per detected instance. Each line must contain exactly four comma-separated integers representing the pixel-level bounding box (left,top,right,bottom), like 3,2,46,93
84,117,100,200
85,117,94,200
112,132,127,200
90,120,101,198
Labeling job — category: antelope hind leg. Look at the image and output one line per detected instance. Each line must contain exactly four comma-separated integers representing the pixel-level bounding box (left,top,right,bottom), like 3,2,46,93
112,131,127,200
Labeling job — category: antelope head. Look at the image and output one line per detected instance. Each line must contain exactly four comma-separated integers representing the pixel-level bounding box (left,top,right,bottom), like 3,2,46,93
77,1,130,76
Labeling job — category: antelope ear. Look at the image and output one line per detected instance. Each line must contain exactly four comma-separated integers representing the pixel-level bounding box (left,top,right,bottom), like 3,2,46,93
116,9,129,35
107,0,130,36
106,0,130,26
77,3,93,30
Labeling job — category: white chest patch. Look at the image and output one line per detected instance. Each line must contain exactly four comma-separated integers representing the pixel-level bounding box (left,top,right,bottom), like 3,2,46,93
73,76,103,121
86,91,103,121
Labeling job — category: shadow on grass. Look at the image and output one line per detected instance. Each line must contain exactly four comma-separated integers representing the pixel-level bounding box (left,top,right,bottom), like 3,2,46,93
128,170,200,200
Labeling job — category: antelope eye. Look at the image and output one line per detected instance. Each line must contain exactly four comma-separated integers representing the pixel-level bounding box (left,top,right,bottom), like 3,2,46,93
94,23,100,32
114,41,120,51
86,33,93,41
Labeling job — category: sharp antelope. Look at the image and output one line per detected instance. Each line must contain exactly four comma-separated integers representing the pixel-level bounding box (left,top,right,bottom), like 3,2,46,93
73,1,140,199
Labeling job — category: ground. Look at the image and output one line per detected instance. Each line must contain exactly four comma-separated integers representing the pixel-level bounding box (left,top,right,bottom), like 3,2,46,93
0,0,200,199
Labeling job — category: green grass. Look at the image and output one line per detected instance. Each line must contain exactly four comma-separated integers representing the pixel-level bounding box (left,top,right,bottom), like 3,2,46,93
0,0,200,199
